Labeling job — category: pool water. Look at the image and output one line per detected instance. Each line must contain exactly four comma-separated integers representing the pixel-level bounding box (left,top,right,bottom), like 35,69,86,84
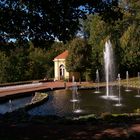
0,95,33,114
28,87,140,117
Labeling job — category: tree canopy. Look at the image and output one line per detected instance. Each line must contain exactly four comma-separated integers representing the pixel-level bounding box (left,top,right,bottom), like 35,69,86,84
83,0,140,78
66,38,91,73
0,0,139,83
0,0,122,44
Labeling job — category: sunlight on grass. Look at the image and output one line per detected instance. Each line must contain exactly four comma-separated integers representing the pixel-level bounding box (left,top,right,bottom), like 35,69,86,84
81,77,140,89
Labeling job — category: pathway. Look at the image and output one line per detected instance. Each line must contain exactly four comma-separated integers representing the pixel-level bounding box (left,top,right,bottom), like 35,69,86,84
0,81,73,98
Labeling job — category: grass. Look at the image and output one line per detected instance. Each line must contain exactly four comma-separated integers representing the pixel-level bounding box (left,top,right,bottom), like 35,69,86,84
80,77,140,89
121,77,140,89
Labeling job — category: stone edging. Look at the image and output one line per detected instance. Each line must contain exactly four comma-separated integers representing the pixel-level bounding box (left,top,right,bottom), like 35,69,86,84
24,92,49,110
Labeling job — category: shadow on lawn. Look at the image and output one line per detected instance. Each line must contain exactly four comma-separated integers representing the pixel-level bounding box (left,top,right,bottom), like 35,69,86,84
1,110,140,139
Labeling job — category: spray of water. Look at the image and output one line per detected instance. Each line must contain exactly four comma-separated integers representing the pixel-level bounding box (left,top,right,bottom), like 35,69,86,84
70,76,78,102
70,76,83,113
94,69,100,93
135,72,140,97
125,71,131,92
114,73,122,106
103,40,115,98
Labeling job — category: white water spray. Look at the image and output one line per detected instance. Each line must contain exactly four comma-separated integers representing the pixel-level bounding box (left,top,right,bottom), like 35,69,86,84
70,76,78,102
125,71,131,92
103,40,115,98
94,69,100,93
114,74,122,106
70,76,83,113
135,72,140,97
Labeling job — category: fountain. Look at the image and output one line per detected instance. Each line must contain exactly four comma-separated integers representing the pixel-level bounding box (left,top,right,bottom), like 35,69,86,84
135,72,140,97
125,71,131,92
70,76,78,102
27,87,140,116
102,40,116,99
72,75,75,83
70,86,78,102
70,76,83,113
9,99,12,112
94,69,100,93
114,74,122,106
73,92,83,114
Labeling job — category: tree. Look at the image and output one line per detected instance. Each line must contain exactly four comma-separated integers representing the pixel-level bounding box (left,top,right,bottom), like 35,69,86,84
83,0,140,78
120,24,140,76
27,44,49,80
66,38,91,79
0,51,10,83
0,0,122,44
0,0,84,43
84,14,108,79
118,0,140,76
6,46,29,82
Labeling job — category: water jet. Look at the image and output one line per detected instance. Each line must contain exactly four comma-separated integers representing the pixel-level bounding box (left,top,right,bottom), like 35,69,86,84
102,40,117,100
94,69,100,93
125,71,131,92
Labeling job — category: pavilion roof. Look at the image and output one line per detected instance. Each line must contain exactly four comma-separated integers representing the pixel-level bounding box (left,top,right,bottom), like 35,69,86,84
53,50,68,60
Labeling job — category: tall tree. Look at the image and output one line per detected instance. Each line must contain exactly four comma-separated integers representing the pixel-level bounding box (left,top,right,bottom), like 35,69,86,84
84,14,108,78
27,44,48,80
66,38,91,74
119,0,140,76
0,0,122,44
6,46,29,82
0,51,10,83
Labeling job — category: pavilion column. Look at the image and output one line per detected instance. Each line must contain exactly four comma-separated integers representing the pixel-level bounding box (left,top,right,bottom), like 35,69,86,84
54,60,60,81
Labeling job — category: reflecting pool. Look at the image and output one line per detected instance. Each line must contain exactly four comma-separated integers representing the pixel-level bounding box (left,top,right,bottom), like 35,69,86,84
0,96,33,114
28,87,140,117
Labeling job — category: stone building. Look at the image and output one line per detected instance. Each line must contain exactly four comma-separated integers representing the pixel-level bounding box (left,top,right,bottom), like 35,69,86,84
53,50,80,81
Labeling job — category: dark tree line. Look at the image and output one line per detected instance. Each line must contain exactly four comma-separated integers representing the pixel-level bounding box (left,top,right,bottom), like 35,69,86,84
1,0,139,83
82,0,140,79
0,0,121,44
0,41,66,83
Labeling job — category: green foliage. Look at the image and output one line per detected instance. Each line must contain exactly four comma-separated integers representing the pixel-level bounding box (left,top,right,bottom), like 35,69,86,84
118,0,140,75
0,0,140,82
0,51,10,83
66,38,91,73
88,14,107,46
0,0,123,44
84,14,108,79
4,42,30,82
27,41,66,79
0,40,68,83
120,24,140,72
27,46,47,80
83,0,140,78
0,0,85,43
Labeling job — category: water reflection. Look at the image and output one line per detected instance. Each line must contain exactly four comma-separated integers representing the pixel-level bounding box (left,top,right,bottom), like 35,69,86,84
0,96,33,114
28,87,140,117
0,87,139,116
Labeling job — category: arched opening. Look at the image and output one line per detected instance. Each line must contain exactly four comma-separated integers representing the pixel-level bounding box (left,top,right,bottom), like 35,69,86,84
59,64,65,80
